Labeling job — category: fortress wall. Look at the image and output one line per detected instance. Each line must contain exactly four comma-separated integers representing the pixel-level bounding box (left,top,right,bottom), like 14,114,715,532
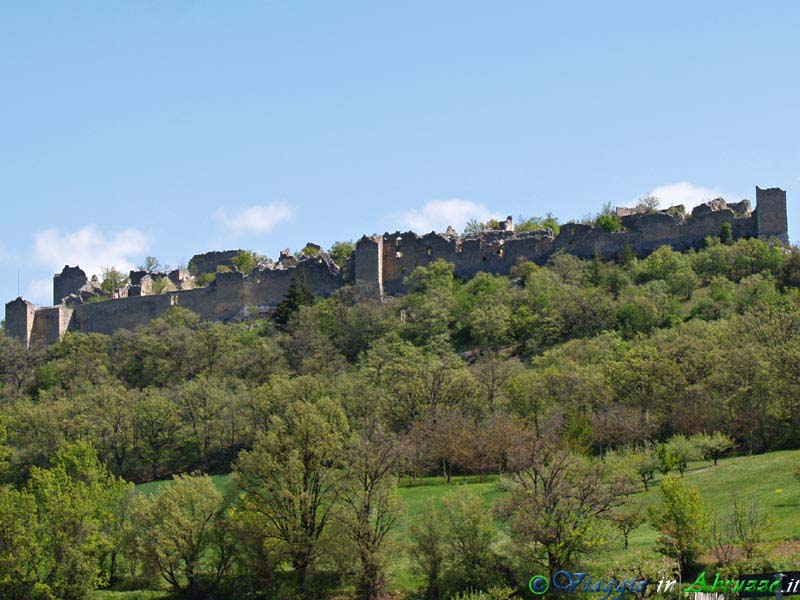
4,186,788,346
70,278,245,335
188,249,242,275
72,293,177,334
245,257,344,307
66,257,344,337
379,231,557,293
30,305,73,346
374,209,766,294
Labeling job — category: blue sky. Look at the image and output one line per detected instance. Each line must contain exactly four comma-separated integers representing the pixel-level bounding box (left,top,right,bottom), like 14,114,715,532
1,1,798,305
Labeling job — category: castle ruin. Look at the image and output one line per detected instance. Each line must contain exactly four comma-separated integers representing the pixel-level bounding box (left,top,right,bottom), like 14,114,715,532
5,186,790,348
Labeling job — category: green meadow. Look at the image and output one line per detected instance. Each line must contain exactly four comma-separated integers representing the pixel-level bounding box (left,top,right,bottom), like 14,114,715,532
104,449,800,598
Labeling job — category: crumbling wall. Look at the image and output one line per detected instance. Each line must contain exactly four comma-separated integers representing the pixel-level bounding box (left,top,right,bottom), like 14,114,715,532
29,305,73,347
246,254,344,307
370,190,782,294
188,250,242,275
66,254,343,337
3,185,790,346
53,266,89,305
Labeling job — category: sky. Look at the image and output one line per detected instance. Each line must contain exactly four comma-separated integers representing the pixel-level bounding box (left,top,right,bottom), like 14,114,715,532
1,1,798,306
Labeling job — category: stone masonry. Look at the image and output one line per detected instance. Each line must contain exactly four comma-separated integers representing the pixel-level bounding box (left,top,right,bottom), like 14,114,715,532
4,186,790,347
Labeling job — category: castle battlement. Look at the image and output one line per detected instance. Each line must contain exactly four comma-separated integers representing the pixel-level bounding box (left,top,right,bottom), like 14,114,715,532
4,186,789,347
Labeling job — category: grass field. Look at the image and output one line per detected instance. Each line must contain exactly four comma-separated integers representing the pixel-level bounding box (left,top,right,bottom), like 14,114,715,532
97,449,800,598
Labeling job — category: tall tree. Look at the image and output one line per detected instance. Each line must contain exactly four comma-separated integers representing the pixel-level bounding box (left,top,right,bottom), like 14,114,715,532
648,474,710,573
341,422,402,600
132,473,229,595
496,431,632,575
234,399,348,598
274,270,314,327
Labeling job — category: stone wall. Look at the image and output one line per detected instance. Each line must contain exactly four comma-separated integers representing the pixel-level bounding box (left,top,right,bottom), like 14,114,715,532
370,188,781,294
53,266,88,305
3,185,790,347
29,305,73,347
188,250,243,275
64,254,344,338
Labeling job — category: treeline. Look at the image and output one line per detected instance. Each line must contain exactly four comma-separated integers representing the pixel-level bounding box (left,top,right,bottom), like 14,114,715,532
0,238,799,484
0,428,779,600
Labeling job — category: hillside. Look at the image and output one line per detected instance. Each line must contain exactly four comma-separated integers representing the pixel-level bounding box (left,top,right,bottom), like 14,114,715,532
1,236,800,599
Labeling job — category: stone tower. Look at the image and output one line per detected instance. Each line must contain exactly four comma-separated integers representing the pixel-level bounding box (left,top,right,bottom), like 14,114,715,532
755,187,789,243
5,297,35,347
53,265,89,305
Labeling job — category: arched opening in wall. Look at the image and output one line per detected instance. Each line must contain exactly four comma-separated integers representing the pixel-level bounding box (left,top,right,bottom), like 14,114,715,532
426,246,432,256
497,248,504,258
396,251,403,259
482,256,487,262
455,243,462,254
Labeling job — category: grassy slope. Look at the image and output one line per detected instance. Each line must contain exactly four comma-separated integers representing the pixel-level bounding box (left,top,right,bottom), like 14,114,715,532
97,450,800,598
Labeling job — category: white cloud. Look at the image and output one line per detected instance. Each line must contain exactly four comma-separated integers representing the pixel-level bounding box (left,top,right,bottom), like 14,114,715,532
630,181,740,211
217,203,294,236
33,225,151,280
26,278,52,305
391,199,502,233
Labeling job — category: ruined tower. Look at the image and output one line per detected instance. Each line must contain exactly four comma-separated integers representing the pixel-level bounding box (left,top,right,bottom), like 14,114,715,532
4,297,36,347
53,265,89,305
755,187,789,243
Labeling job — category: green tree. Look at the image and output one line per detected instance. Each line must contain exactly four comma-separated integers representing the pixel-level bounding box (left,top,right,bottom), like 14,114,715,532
409,490,499,598
27,441,131,600
659,435,701,476
439,489,499,593
497,433,631,575
0,486,42,599
648,474,710,572
132,473,229,595
720,221,733,245
133,391,180,481
408,500,446,600
341,423,402,600
0,417,10,482
100,267,129,294
234,399,348,598
693,432,734,466
635,446,660,491
595,203,623,232
274,270,314,327
138,256,162,272
230,250,265,275
329,240,356,265
516,213,560,236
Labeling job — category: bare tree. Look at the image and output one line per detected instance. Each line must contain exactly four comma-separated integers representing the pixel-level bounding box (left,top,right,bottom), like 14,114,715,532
497,430,633,575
